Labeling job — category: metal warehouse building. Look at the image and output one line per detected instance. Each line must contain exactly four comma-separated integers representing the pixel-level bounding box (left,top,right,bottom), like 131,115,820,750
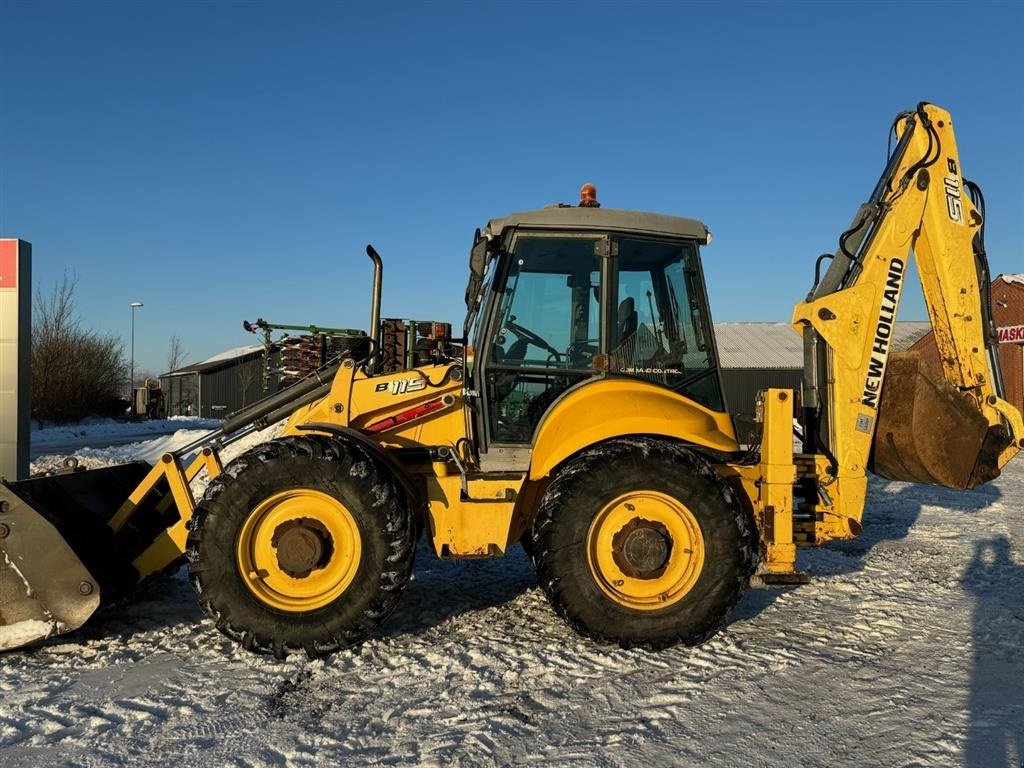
715,321,931,441
909,274,1024,417
160,345,272,419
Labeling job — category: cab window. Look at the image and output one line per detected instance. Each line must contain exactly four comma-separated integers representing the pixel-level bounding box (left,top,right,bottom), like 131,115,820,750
612,238,723,410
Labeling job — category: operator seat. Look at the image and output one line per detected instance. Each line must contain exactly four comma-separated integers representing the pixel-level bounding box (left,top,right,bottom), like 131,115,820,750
617,297,638,346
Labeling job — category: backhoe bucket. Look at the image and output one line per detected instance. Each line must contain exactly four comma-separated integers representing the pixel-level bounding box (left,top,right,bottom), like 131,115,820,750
0,462,171,650
869,352,1010,490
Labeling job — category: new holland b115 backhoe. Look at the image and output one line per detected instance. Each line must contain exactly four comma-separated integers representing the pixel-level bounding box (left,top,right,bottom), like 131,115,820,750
1,103,1021,657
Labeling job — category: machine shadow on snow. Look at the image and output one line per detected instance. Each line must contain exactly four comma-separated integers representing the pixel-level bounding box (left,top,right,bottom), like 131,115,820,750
963,536,1024,768
380,542,539,639
385,539,784,640
31,545,535,651
795,471,1019,767
51,572,204,650
40,538,786,651
728,583,789,622
813,476,1003,575
736,475,1005,621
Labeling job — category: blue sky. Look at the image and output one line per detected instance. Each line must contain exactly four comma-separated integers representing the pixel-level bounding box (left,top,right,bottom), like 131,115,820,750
2,2,1021,376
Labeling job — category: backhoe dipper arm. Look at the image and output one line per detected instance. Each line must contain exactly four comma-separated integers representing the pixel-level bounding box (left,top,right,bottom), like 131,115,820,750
791,103,1022,538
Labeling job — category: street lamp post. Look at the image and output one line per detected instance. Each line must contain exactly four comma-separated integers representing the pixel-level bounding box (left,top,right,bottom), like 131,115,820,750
130,301,143,418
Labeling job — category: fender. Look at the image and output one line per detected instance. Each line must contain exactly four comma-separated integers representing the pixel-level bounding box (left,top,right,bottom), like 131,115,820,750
528,378,739,479
292,422,423,508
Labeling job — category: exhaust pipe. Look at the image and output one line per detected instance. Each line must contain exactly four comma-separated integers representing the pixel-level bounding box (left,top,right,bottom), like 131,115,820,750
366,245,383,374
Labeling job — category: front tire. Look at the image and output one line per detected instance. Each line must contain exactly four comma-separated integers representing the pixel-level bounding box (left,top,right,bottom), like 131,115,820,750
532,437,754,648
186,435,416,658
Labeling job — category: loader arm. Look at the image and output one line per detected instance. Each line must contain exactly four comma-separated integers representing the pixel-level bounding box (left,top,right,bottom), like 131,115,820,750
789,103,1022,543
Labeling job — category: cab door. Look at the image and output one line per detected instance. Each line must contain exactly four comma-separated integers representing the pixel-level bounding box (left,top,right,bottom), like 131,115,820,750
478,234,604,447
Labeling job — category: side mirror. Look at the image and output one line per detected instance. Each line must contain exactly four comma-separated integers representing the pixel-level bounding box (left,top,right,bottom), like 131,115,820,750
465,228,489,309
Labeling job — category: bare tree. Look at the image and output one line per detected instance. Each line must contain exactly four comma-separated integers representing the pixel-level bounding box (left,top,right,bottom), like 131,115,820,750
237,360,258,408
166,334,188,372
32,271,127,424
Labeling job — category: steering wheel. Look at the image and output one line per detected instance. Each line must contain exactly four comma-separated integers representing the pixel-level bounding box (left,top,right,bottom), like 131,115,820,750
505,320,562,362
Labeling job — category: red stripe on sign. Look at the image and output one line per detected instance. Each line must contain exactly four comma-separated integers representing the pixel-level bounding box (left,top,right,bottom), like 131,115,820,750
0,241,17,289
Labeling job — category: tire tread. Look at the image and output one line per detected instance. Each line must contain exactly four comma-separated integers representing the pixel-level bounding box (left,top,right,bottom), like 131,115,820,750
186,434,416,659
531,436,755,649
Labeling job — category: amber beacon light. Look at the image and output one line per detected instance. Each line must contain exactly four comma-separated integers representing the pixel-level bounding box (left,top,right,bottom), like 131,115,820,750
579,183,600,207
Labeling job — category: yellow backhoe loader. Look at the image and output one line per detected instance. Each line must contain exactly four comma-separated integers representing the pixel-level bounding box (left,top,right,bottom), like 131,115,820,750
1,103,1021,657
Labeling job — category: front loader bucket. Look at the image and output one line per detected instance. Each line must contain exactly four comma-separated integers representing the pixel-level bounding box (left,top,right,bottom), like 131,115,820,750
0,462,171,650
869,352,1011,490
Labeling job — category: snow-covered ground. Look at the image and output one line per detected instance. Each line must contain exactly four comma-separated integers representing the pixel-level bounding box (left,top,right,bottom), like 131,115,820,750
30,417,222,464
2,423,1022,767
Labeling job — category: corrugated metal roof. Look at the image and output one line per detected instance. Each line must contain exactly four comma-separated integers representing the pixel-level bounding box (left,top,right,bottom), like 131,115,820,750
997,273,1024,287
713,322,931,369
199,344,265,365
162,344,267,377
888,322,932,352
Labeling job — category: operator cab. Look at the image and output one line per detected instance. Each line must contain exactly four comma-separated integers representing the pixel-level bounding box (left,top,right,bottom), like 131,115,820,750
464,186,726,451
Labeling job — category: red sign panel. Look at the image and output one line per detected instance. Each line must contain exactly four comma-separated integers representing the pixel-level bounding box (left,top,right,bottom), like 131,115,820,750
998,325,1024,344
0,240,16,289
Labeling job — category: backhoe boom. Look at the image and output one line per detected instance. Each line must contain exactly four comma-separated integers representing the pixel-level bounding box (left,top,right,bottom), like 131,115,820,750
786,102,1021,549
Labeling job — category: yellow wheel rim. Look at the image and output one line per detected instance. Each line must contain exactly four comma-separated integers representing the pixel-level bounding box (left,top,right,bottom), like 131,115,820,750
587,490,705,610
236,489,362,612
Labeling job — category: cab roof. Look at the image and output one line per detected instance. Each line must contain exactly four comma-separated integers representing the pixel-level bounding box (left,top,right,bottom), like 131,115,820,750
484,206,710,243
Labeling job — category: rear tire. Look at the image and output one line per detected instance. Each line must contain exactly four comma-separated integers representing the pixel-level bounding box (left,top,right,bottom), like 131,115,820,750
531,437,754,648
186,435,416,658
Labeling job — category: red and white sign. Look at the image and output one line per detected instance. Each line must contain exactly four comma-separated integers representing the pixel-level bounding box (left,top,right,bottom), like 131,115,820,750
0,240,17,289
998,325,1024,344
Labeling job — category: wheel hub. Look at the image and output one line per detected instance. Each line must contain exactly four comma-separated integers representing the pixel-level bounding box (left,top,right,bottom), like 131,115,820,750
271,518,334,578
612,518,672,579
236,488,362,613
586,490,705,610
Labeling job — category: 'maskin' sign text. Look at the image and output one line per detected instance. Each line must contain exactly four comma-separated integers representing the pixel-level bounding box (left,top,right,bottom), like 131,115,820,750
998,325,1024,344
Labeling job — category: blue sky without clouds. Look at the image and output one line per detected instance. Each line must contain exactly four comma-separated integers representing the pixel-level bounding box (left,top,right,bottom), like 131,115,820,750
2,2,1021,375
